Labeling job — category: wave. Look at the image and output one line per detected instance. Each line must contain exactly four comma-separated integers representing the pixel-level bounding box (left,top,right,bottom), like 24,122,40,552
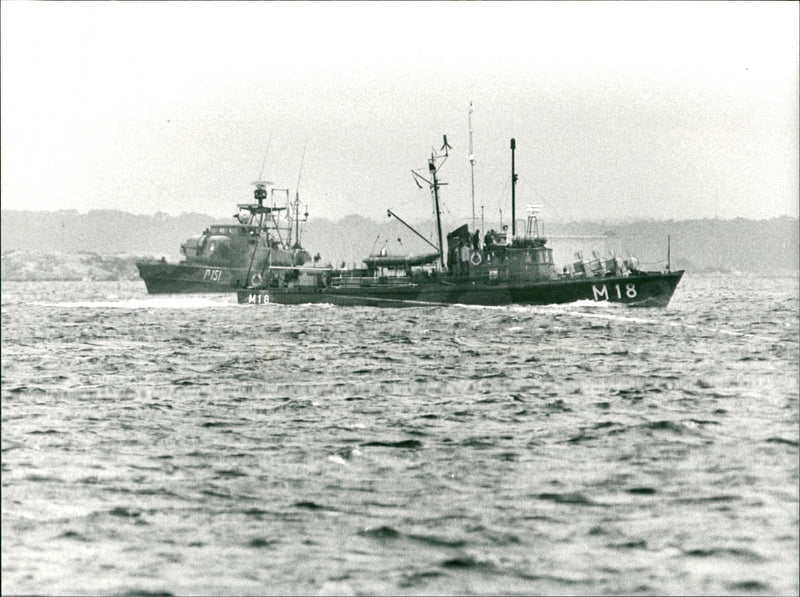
293,501,335,511
536,492,596,506
247,537,278,549
361,439,423,449
440,555,497,570
358,525,401,539
684,547,767,562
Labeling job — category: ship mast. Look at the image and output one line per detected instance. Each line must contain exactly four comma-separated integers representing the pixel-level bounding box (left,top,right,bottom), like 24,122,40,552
511,138,517,238
244,181,270,287
412,135,450,269
469,102,476,231
430,156,445,268
292,145,308,249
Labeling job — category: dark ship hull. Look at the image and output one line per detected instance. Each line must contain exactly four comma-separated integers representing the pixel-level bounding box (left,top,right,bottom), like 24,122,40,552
237,131,684,309
238,270,684,308
136,261,258,294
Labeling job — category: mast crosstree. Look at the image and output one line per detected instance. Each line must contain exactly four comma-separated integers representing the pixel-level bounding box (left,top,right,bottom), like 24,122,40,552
411,135,451,268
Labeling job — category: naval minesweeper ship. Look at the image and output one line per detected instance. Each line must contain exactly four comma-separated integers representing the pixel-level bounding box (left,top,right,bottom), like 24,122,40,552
237,135,683,308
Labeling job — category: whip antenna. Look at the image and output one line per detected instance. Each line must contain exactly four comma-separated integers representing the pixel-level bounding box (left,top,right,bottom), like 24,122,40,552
296,144,307,197
469,102,476,231
258,132,272,181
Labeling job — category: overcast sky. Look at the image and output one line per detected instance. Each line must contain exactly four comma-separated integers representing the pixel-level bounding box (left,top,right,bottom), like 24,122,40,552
2,1,797,228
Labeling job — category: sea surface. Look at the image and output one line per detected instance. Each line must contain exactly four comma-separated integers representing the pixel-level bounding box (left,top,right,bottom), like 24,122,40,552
2,274,798,596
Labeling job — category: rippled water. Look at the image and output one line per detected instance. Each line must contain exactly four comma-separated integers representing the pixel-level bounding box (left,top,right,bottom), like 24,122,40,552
2,274,798,595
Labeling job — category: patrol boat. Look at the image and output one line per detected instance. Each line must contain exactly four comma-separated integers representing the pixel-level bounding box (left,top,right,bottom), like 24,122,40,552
237,137,683,308
137,181,312,293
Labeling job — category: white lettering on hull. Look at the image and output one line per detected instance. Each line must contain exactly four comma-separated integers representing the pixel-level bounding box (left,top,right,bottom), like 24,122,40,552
203,269,223,282
592,283,637,302
247,293,270,304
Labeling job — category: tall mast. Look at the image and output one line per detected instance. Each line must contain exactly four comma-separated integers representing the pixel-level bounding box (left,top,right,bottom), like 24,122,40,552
294,195,300,248
469,102,476,231
292,145,307,249
411,135,450,269
430,155,445,268
245,181,270,287
511,138,517,238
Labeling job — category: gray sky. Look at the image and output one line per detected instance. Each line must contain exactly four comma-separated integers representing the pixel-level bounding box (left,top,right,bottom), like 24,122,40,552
2,1,798,226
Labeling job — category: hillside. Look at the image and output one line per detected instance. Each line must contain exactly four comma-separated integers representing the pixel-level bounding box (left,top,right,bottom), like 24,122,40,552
0,210,214,260
1,251,141,282
1,210,797,281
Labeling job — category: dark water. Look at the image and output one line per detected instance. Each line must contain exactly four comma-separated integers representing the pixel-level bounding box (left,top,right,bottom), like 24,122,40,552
2,274,798,596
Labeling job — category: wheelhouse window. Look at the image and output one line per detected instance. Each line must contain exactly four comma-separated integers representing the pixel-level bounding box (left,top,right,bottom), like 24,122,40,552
534,249,553,264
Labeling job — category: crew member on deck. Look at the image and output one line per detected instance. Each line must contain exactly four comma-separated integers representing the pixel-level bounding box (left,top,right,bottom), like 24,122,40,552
460,241,471,276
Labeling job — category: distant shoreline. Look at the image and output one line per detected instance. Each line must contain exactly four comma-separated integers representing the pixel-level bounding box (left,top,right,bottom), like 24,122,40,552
2,211,797,276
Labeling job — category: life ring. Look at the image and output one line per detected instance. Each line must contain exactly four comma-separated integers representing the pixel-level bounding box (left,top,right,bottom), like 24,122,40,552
470,251,483,266
251,273,262,286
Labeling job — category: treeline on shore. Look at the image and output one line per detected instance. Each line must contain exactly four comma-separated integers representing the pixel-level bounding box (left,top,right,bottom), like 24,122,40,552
1,210,797,281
